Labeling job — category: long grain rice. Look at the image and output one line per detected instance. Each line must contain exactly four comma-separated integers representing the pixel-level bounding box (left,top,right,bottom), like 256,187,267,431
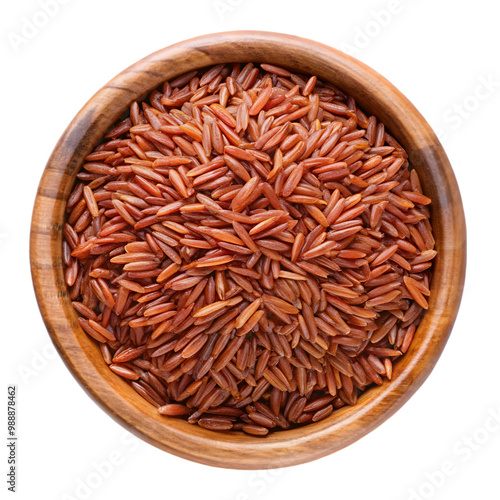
64,63,435,434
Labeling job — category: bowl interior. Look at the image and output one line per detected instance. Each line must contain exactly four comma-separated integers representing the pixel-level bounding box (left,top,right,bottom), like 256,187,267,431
30,31,466,469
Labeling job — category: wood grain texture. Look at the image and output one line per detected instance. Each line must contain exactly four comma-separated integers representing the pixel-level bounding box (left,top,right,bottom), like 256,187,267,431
30,31,466,469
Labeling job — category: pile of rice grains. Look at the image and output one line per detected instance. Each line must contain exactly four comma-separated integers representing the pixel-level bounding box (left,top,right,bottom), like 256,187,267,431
63,63,435,435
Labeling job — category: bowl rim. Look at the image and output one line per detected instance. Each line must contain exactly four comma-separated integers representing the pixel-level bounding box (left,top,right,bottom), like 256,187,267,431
30,30,466,469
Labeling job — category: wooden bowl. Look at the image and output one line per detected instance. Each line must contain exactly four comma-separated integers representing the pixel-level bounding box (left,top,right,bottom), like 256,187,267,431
30,31,466,469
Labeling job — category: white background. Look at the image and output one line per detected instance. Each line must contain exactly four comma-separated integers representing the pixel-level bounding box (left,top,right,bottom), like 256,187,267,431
2,1,500,499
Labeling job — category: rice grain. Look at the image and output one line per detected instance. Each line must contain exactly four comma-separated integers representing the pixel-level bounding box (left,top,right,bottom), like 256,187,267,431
65,63,435,435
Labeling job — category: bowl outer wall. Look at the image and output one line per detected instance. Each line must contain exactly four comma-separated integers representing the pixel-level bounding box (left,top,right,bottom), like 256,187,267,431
30,31,466,469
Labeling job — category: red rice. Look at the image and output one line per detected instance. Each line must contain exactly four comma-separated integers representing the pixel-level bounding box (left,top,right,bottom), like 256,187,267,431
64,63,435,434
